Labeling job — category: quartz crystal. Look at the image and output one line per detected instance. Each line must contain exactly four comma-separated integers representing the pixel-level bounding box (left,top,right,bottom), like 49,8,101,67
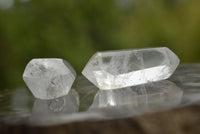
82,47,180,90
23,58,76,100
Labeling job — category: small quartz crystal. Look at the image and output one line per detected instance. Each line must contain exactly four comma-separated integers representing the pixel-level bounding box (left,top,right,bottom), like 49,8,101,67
82,47,180,90
23,58,76,100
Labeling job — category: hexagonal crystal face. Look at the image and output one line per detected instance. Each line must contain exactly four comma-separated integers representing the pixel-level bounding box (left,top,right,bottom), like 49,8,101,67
23,58,76,100
82,47,180,90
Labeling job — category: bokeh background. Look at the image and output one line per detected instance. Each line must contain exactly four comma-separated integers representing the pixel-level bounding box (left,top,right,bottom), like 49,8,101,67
0,0,200,89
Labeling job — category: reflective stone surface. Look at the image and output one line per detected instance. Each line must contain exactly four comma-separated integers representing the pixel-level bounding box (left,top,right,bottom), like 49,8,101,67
30,89,79,125
89,80,182,108
87,80,182,119
0,64,200,126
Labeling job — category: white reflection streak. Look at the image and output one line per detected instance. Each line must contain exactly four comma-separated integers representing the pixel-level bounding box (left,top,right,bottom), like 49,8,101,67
94,65,170,90
107,90,116,106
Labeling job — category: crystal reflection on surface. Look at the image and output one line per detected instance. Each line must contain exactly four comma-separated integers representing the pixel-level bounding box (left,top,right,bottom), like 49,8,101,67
28,77,183,125
30,89,79,124
88,80,183,119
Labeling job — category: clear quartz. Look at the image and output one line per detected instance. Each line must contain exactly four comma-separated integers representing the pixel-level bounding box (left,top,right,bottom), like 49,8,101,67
23,58,76,100
82,47,180,90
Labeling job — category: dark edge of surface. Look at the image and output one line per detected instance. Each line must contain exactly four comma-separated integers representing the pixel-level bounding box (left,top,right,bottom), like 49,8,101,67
1,102,200,134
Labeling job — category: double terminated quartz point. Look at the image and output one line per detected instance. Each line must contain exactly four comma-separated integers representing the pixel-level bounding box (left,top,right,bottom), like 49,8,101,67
82,47,180,90
23,58,76,100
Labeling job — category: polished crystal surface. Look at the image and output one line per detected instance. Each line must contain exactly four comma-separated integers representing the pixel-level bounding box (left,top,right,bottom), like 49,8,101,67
82,47,180,90
23,58,76,100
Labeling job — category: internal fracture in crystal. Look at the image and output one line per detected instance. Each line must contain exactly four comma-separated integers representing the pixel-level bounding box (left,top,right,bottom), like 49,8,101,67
82,47,180,90
23,58,76,100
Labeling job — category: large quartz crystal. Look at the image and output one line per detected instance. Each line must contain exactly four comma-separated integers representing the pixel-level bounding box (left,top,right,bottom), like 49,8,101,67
23,58,76,100
82,47,180,90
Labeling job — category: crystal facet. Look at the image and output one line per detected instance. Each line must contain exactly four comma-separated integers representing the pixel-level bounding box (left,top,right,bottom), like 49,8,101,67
23,58,76,100
82,47,180,90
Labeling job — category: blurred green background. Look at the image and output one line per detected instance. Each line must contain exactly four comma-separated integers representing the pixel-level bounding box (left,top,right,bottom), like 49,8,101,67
0,0,200,89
